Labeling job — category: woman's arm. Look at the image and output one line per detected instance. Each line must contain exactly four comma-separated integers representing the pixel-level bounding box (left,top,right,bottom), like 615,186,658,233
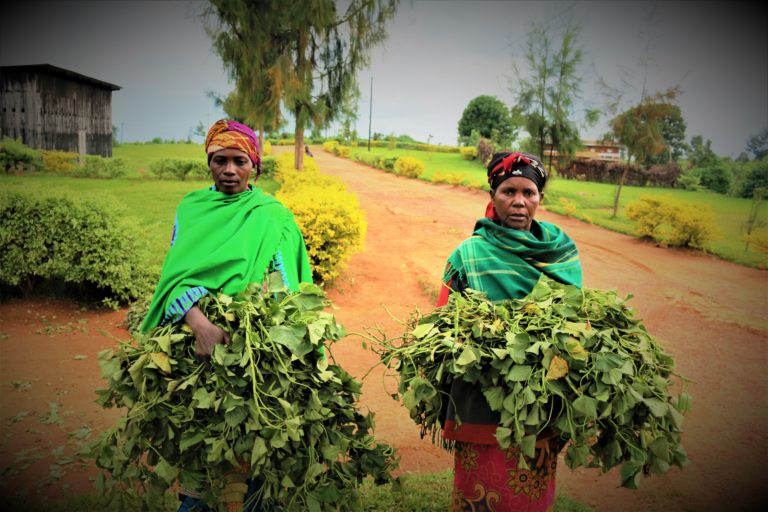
184,305,230,358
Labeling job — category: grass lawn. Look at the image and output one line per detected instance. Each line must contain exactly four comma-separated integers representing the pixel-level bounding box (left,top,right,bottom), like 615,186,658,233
113,142,206,177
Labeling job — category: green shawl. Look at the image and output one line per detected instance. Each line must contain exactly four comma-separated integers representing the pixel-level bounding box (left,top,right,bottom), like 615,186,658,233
141,187,310,331
444,218,582,302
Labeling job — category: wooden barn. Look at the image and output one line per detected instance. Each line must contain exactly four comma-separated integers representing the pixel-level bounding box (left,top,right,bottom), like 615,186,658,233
0,64,121,157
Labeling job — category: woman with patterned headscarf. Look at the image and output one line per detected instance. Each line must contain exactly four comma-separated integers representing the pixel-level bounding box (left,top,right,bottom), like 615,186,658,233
436,152,582,512
141,119,311,510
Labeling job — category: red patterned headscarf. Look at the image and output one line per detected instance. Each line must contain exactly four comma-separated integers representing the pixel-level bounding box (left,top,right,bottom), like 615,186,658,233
204,119,261,176
485,151,547,219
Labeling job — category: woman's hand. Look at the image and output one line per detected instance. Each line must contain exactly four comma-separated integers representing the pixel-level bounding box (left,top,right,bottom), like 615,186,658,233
184,305,230,358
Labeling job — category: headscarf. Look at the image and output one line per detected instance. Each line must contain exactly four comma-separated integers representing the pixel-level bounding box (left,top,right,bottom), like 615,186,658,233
485,151,548,219
204,119,262,176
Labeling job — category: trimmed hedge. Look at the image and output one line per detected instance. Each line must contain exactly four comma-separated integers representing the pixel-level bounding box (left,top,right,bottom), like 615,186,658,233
0,193,155,307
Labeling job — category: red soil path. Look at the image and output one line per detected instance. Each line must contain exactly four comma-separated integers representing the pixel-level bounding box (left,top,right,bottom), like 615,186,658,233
0,149,766,511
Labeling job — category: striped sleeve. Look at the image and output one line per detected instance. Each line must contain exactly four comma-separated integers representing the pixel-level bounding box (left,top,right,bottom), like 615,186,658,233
162,286,209,325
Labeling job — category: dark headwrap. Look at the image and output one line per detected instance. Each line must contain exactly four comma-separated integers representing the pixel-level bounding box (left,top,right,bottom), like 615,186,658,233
485,151,547,219
205,119,262,176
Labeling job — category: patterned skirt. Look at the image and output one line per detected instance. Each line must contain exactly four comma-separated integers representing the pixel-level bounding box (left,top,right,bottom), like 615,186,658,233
450,435,559,512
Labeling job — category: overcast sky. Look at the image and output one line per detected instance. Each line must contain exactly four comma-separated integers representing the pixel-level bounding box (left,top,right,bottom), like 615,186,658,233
1,1,765,157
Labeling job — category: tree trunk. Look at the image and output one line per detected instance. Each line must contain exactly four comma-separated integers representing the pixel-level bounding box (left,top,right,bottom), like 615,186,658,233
612,157,632,218
294,105,304,171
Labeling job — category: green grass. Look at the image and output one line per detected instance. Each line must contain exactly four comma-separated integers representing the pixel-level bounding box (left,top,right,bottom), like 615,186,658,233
113,142,206,177
343,147,767,269
9,472,593,511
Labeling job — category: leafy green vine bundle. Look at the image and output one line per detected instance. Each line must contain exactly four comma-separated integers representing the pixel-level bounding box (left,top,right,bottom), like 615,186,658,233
89,279,397,511
374,276,690,489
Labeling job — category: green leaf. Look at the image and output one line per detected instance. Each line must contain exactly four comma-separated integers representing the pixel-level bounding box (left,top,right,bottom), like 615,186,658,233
411,322,435,339
270,325,311,357
572,395,598,419
154,457,179,484
180,431,205,452
521,434,537,459
456,346,478,366
506,365,532,382
482,386,505,411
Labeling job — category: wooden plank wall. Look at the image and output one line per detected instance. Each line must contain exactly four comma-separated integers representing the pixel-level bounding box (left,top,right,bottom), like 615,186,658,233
1,69,114,157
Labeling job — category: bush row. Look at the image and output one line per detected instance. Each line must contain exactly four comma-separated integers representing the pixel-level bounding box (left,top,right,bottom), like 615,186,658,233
0,193,154,307
324,140,428,180
273,153,366,284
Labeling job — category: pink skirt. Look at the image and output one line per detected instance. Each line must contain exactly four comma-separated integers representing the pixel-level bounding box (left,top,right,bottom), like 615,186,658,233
451,436,558,512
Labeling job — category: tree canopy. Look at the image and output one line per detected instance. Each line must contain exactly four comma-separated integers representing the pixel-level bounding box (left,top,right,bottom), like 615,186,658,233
512,23,594,168
457,95,517,148
205,0,398,169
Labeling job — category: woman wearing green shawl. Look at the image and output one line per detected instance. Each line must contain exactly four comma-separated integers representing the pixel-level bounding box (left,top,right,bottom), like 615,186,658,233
437,152,582,512
140,120,311,512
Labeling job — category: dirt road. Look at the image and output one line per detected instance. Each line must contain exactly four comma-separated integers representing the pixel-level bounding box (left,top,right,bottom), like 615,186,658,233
1,148,766,511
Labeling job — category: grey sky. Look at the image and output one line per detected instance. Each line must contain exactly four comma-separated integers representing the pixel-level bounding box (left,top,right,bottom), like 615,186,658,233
2,1,765,157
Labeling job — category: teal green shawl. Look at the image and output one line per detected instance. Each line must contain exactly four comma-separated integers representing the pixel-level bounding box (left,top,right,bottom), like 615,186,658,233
141,187,310,331
444,218,582,301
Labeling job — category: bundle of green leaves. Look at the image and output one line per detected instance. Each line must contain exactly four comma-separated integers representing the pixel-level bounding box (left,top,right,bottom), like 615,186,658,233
375,276,690,489
90,278,397,511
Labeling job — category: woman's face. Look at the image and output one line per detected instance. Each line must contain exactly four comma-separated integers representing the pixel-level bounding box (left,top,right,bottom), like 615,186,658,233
209,148,253,194
490,177,542,231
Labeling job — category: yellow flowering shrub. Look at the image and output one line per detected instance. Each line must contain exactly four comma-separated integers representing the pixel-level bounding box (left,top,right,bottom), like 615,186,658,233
41,150,79,174
261,140,272,156
275,152,366,283
460,147,478,160
333,145,352,158
322,140,339,153
394,156,425,178
432,172,467,186
626,196,718,249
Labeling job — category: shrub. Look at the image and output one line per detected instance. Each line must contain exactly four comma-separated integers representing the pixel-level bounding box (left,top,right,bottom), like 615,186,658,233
743,228,768,257
148,158,208,181
676,170,701,191
274,154,366,284
322,140,339,153
476,138,495,165
626,196,718,249
460,147,478,161
0,137,40,173
740,160,768,198
261,140,272,156
394,156,425,179
432,172,467,186
0,192,154,306
695,165,732,194
41,150,79,174
260,156,277,178
333,145,352,158
75,155,128,179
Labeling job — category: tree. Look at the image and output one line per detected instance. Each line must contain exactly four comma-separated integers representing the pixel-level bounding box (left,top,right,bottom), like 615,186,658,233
205,0,398,170
644,105,688,166
609,88,680,217
746,127,768,160
512,23,592,169
688,135,718,168
457,95,517,148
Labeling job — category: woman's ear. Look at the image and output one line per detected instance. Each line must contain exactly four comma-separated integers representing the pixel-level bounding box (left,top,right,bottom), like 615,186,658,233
540,192,545,203
489,188,495,199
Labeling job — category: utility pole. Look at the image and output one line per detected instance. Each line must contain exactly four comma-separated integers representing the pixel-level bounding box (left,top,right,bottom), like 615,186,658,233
367,76,373,152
